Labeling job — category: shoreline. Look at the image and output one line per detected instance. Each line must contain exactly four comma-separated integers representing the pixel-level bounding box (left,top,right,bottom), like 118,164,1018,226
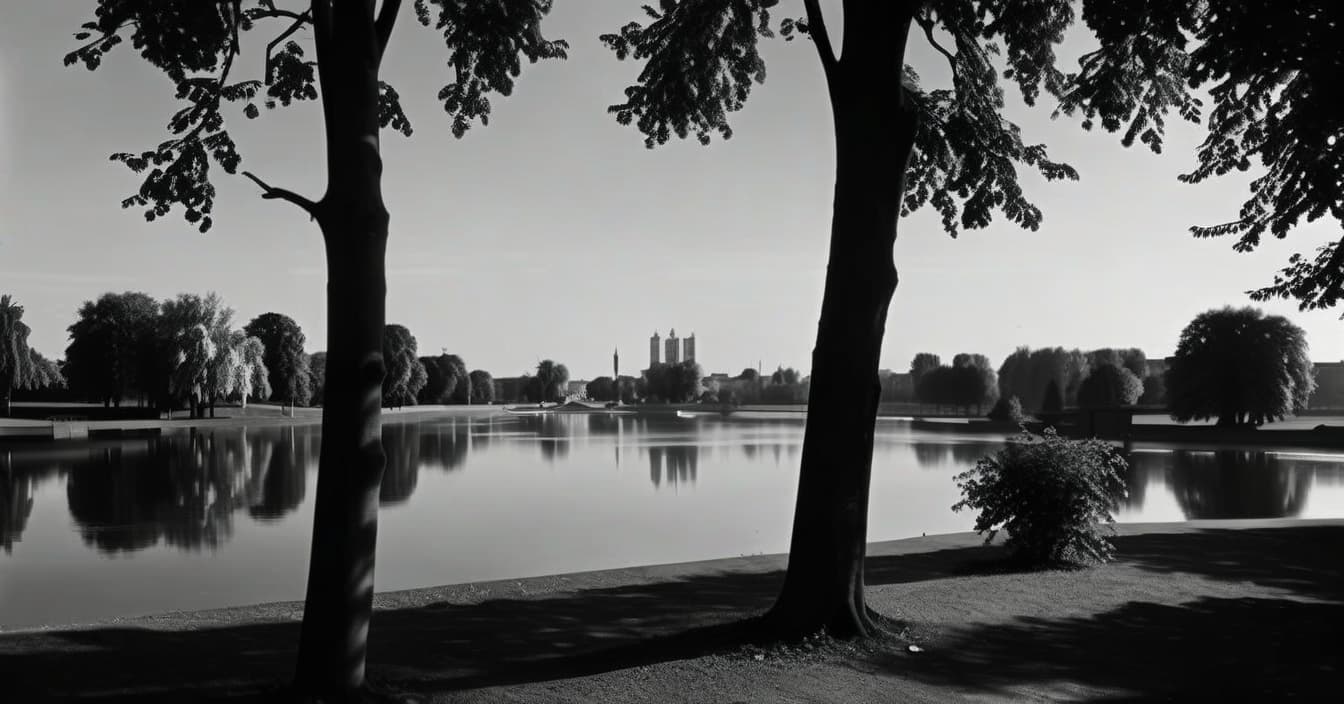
4,518,1340,702
6,517,1338,635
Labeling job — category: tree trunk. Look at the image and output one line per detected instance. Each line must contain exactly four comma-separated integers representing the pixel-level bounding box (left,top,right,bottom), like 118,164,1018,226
765,8,917,640
293,2,391,696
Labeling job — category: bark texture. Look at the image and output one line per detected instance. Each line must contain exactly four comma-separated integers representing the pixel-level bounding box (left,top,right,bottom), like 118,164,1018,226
292,0,393,696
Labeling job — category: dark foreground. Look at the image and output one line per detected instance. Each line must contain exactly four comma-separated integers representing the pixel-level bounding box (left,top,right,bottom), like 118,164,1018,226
2,520,1340,703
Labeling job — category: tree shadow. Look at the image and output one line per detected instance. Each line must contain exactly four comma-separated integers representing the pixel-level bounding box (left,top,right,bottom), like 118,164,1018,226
3,526,1339,701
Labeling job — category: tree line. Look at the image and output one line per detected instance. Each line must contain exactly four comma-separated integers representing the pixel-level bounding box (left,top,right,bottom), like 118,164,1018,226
62,0,1339,695
908,307,1318,428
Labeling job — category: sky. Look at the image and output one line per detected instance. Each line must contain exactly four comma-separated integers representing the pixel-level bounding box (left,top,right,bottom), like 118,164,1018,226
1,1,1340,381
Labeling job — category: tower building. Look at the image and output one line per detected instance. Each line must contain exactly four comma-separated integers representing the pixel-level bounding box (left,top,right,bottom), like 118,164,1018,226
649,331,661,368
684,333,696,363
665,329,681,365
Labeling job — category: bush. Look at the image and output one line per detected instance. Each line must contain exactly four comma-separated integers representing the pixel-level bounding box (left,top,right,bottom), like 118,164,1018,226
952,427,1129,567
986,395,1025,423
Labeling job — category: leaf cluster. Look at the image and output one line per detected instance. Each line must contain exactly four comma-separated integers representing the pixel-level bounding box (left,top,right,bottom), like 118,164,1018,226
416,0,570,138
953,427,1129,567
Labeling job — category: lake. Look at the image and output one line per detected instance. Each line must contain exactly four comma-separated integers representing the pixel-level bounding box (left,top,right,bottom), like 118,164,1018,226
3,412,1343,628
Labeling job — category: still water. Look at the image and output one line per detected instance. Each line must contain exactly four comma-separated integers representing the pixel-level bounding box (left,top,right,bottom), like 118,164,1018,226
3,413,1343,628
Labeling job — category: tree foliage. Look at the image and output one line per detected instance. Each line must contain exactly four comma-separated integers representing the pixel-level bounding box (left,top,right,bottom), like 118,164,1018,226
1,296,36,412
1165,307,1316,426
586,376,616,402
64,292,160,406
417,353,468,404
1057,1,1344,314
244,312,310,406
468,369,494,404
954,428,1129,567
529,359,570,403
1076,362,1142,409
644,361,703,403
603,0,1080,235
382,325,426,408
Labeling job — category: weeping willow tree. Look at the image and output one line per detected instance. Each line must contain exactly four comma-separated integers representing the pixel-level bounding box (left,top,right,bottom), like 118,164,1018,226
0,295,36,417
602,0,1340,638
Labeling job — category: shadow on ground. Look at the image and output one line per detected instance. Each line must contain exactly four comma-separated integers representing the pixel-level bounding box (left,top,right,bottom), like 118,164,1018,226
1,526,1339,701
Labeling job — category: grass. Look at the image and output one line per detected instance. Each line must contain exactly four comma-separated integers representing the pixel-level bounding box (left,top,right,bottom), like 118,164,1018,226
1,519,1339,702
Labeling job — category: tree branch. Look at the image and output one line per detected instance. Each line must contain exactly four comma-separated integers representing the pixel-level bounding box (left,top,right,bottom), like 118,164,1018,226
915,12,958,85
254,0,309,23
802,0,837,74
265,9,313,84
374,0,402,64
242,171,318,218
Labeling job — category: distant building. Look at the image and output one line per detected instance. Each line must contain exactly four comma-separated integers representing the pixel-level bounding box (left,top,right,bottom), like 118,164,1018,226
649,331,661,368
1144,358,1168,379
665,329,681,365
684,333,696,363
566,380,588,400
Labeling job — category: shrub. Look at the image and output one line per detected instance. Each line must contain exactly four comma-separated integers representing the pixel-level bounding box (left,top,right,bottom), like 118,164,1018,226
986,395,1025,423
952,427,1129,567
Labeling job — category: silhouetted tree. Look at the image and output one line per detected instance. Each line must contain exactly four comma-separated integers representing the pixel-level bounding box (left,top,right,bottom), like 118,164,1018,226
1059,2,1344,315
1039,378,1065,425
586,376,616,402
531,360,570,403
64,291,160,407
417,353,465,404
645,361,704,403
737,367,760,382
1165,307,1315,427
468,369,494,404
953,353,998,413
244,313,311,410
65,0,567,692
909,353,941,385
1138,374,1166,406
1077,363,1143,410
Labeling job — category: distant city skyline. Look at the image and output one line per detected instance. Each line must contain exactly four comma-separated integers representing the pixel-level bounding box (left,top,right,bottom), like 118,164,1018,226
3,3,1342,382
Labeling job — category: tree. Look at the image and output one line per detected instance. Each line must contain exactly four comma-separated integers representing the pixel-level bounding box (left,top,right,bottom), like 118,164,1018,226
27,349,66,392
63,292,160,407
381,325,425,408
645,361,704,403
1039,378,1065,424
1,296,35,417
771,366,801,385
953,353,998,413
244,313,310,411
909,352,941,384
1165,307,1316,427
417,354,455,404
1138,373,1166,407
531,360,570,403
67,0,567,692
308,352,327,406
468,369,494,404
443,354,469,404
606,1,1329,638
1077,363,1142,410
160,293,233,419
737,367,760,382
586,376,616,402
605,0,1088,631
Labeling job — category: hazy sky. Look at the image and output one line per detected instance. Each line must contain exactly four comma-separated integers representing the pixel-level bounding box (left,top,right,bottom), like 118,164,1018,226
2,2,1340,381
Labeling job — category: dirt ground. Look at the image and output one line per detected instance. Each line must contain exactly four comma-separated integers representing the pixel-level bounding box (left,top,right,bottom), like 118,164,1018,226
2,519,1340,702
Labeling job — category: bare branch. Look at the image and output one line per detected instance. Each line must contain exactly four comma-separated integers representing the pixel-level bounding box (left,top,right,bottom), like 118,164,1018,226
916,12,958,84
374,0,403,63
242,171,318,217
802,0,837,74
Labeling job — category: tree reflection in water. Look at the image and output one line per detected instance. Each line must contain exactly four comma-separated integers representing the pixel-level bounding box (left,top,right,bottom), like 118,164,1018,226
63,428,311,554
1,454,35,553
1165,450,1314,520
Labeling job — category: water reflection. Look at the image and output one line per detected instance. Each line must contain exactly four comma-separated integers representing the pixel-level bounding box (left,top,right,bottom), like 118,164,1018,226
909,441,997,469
62,429,313,553
1,472,35,553
1128,450,1317,520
